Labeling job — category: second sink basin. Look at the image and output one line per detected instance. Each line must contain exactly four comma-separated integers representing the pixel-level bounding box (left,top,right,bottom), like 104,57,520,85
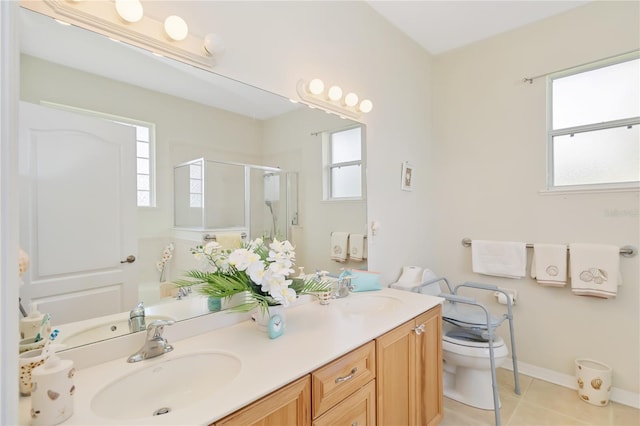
336,294,403,315
90,351,241,421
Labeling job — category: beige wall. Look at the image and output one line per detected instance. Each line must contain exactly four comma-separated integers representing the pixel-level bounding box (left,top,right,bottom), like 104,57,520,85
431,1,640,395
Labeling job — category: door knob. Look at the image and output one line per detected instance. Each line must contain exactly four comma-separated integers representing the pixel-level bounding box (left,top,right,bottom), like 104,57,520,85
120,255,136,264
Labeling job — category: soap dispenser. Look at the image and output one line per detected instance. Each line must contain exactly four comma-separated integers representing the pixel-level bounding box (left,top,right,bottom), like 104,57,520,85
20,303,44,340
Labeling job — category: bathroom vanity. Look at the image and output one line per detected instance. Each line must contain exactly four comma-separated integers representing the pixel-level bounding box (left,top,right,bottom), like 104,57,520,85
19,288,443,425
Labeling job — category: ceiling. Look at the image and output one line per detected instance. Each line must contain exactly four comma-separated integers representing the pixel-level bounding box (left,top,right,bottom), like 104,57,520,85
366,1,591,55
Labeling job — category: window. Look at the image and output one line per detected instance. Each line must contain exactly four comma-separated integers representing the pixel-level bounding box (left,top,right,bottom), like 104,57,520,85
323,126,364,200
189,162,203,208
116,121,155,207
548,54,639,190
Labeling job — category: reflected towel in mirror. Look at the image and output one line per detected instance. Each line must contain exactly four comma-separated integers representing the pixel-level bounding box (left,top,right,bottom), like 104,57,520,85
216,233,243,250
349,234,366,261
331,232,349,262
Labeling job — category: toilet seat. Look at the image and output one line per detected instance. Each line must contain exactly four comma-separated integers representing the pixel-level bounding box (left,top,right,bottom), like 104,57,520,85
443,333,505,348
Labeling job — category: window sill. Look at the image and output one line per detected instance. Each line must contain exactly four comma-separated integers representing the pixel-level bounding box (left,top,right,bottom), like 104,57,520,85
322,197,365,203
539,184,639,196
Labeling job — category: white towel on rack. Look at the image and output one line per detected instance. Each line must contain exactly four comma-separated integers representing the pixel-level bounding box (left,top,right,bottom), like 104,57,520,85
531,244,568,287
330,232,349,262
349,234,366,261
471,240,527,278
216,233,244,250
570,243,620,299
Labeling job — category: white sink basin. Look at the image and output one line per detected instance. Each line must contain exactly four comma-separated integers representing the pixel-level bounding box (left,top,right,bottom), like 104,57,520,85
336,294,403,315
59,315,174,347
91,351,241,420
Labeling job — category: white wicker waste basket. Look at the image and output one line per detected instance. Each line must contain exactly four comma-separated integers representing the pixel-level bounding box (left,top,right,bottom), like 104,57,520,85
575,359,612,406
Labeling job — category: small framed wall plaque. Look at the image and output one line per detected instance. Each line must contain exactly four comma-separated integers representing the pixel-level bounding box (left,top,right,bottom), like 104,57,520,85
401,161,414,191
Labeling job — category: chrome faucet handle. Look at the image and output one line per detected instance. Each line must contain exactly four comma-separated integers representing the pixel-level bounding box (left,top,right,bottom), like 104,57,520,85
335,276,353,298
176,287,191,300
127,320,175,363
147,319,175,339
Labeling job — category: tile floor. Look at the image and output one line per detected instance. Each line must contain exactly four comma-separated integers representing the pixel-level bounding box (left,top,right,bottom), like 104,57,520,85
440,368,640,426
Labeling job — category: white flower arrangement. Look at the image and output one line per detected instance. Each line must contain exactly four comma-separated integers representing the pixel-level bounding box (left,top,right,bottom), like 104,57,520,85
156,242,174,282
177,238,330,312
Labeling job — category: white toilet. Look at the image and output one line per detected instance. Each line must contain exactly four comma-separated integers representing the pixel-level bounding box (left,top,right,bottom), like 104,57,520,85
441,322,508,410
389,266,516,412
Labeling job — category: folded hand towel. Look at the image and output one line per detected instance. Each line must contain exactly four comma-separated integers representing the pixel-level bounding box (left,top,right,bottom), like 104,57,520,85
471,240,527,278
349,234,366,261
330,232,349,262
216,233,243,250
531,244,567,287
570,243,620,299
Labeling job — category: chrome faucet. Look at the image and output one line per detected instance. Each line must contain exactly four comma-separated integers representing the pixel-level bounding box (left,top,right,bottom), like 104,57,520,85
127,319,175,363
176,286,191,300
128,302,146,333
334,276,353,298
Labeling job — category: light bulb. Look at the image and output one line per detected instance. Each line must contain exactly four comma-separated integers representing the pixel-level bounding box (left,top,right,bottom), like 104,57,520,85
203,33,225,56
164,15,189,41
359,99,373,113
327,86,343,101
308,79,325,95
344,92,358,107
115,0,143,23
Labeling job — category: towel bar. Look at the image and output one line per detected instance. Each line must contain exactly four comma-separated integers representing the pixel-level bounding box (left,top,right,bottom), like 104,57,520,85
461,238,637,258
203,232,247,242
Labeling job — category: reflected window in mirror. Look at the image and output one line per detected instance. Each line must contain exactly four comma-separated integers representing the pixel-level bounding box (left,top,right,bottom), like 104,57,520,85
323,125,364,200
41,102,156,207
189,162,203,208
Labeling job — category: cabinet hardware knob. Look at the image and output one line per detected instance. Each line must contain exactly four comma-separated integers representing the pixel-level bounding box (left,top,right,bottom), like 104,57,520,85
413,323,426,335
335,367,357,383
120,255,136,264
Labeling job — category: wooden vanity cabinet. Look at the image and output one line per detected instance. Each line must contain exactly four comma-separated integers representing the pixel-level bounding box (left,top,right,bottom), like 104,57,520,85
376,304,443,426
214,305,442,426
213,376,311,426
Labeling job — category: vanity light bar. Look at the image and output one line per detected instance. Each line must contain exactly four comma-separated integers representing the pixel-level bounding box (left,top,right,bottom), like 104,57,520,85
296,79,373,120
24,0,221,71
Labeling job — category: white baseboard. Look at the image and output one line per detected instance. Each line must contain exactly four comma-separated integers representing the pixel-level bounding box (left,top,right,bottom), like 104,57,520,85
501,359,640,409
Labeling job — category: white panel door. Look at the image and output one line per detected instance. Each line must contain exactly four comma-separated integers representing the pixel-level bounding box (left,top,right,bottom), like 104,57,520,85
19,102,138,325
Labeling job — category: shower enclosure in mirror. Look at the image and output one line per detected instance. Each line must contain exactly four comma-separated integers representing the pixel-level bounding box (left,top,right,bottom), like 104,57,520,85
174,159,298,243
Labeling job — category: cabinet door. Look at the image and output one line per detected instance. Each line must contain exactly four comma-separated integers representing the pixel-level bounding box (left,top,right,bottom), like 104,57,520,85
214,376,311,426
313,380,376,426
415,305,443,426
376,319,416,426
376,306,443,426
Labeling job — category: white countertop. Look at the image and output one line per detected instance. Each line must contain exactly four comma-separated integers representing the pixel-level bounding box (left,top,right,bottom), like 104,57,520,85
20,288,443,425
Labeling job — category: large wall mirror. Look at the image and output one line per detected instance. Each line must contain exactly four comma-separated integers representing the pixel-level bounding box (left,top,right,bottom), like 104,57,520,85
18,6,367,351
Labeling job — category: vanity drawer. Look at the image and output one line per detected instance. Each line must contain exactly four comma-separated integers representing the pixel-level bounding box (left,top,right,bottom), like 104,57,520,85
312,341,376,417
